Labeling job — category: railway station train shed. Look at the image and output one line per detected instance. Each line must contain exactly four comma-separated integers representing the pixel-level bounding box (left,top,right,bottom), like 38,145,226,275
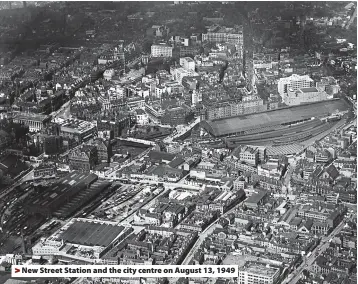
201,99,349,138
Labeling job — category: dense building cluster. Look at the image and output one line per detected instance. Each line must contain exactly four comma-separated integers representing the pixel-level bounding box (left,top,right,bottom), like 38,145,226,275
0,2,356,284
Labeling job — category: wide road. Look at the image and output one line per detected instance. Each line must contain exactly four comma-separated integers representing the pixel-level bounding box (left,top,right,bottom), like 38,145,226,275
120,187,168,225
163,117,201,144
102,147,153,178
181,200,244,265
132,179,202,191
52,101,71,119
282,220,346,284
282,159,296,193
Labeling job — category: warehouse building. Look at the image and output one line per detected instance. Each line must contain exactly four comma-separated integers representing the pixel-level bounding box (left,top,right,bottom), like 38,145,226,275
283,87,328,106
32,219,133,262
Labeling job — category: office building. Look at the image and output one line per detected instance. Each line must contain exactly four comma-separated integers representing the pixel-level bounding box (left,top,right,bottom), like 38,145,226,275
278,74,314,97
161,106,194,126
69,145,98,172
96,117,131,139
206,95,267,120
170,67,199,84
238,263,280,284
34,162,57,179
316,76,340,96
240,146,259,166
179,46,200,57
191,90,202,106
180,57,196,71
202,25,244,46
59,119,96,143
151,44,173,58
283,87,328,106
88,138,110,163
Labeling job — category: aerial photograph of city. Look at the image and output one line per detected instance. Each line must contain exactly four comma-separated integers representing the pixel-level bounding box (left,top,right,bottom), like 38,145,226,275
0,1,356,284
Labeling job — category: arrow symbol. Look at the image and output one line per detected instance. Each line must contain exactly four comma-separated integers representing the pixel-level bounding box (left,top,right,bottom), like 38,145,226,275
15,268,20,273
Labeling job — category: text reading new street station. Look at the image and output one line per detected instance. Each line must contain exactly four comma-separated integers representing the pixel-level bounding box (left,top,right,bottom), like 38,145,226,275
13,265,238,278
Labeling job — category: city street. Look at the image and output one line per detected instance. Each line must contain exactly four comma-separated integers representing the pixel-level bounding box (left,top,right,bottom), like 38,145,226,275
107,147,154,178
163,117,201,144
181,200,244,265
121,187,168,225
0,3,355,284
52,101,71,119
282,161,295,193
282,221,346,284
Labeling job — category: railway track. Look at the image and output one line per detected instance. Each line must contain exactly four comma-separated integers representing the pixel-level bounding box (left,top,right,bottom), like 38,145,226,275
226,120,338,148
226,119,322,143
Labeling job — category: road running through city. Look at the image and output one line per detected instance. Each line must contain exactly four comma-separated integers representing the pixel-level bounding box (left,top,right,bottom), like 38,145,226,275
283,221,347,284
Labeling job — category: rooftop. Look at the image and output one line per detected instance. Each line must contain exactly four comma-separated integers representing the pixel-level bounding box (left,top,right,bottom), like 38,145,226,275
148,150,176,162
152,44,172,48
60,119,95,133
26,172,97,208
13,112,51,122
206,25,243,34
59,219,125,247
202,99,349,136
246,190,267,205
182,57,194,62
241,263,280,277
241,146,257,154
299,87,319,93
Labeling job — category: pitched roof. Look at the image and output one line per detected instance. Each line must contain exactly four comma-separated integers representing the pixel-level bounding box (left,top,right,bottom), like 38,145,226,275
246,190,267,205
289,217,302,227
148,164,184,178
168,156,185,168
324,164,339,180
299,219,313,230
148,150,176,162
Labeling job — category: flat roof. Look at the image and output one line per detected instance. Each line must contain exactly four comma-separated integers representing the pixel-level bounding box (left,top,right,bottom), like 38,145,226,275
60,220,125,247
206,25,243,34
202,99,349,136
246,190,267,205
182,57,194,62
60,119,94,133
13,112,50,122
148,150,176,162
300,87,319,93
243,263,279,277
152,44,172,48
